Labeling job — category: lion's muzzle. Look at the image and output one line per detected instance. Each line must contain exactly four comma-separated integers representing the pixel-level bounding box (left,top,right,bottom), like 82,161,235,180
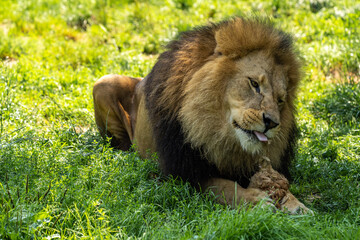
263,113,279,133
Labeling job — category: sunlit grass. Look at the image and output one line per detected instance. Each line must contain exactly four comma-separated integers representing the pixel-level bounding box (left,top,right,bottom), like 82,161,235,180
1,0,360,238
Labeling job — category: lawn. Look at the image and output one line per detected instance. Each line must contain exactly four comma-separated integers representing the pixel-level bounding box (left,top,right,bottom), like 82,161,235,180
1,0,360,239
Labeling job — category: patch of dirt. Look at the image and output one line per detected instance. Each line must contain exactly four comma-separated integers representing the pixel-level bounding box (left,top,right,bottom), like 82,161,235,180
0,20,13,35
2,56,18,68
74,126,90,134
326,67,360,83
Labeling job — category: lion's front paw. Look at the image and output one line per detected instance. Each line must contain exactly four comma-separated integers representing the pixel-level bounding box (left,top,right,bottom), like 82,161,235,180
241,187,274,205
240,187,278,212
280,192,313,215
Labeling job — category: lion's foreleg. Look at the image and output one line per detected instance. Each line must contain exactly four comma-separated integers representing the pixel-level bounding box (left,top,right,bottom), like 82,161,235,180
201,178,273,208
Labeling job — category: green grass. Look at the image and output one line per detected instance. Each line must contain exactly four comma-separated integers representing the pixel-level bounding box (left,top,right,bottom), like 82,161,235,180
1,0,360,238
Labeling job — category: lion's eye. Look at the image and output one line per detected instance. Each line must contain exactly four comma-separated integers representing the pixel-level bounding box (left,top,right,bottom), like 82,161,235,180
249,78,260,93
278,98,284,104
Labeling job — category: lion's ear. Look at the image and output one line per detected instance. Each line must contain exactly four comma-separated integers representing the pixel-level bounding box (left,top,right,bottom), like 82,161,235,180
214,23,229,57
214,18,283,60
213,50,222,56
214,18,253,58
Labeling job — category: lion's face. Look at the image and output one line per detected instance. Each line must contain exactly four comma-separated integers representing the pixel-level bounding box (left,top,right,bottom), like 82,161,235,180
225,50,288,154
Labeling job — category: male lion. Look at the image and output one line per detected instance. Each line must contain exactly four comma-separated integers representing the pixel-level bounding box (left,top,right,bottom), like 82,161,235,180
93,17,310,214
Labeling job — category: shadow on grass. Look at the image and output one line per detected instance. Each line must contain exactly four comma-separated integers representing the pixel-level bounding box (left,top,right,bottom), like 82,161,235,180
310,82,360,126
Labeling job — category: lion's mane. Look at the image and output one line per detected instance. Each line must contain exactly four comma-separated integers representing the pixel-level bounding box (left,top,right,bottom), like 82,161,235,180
144,17,300,187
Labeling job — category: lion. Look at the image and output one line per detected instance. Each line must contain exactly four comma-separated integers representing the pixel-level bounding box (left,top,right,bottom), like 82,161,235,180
93,17,310,214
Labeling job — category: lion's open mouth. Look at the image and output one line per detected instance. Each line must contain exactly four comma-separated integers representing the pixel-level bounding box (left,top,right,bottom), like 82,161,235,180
232,121,268,142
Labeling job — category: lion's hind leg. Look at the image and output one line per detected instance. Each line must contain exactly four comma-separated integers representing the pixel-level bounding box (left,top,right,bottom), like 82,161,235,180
93,74,141,150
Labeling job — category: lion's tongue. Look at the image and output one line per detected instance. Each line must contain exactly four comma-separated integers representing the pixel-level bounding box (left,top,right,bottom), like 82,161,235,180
254,131,268,142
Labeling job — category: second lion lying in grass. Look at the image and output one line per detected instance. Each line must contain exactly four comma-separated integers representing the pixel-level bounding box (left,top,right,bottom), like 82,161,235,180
93,17,311,214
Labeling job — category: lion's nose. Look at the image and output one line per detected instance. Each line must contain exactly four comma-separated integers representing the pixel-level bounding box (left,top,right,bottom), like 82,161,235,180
263,113,279,132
